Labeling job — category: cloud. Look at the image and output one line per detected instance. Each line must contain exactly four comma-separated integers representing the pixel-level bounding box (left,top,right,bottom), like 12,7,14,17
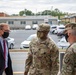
0,0,76,15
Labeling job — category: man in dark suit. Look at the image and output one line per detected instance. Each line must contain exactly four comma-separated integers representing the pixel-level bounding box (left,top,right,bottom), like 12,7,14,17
0,23,13,75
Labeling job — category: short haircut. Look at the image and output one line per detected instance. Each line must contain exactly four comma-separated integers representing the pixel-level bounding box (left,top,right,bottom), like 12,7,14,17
72,30,76,36
0,23,4,30
65,23,76,29
0,23,8,30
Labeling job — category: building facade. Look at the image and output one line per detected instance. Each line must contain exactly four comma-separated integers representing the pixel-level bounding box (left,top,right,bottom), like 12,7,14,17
61,14,76,24
0,12,9,17
0,15,58,29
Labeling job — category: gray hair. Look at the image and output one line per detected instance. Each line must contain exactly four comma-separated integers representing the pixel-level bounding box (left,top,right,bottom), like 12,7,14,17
0,23,4,30
0,23,8,30
71,30,76,36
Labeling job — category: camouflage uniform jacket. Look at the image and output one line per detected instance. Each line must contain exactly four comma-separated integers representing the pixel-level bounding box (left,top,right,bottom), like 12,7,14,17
25,37,59,75
61,43,76,75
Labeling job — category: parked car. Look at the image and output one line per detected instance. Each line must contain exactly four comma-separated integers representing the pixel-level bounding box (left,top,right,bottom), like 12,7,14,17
25,25,31,30
57,25,65,36
6,37,15,49
54,25,65,34
32,24,38,30
20,34,37,49
50,25,58,34
57,30,65,36
57,37,70,49
20,34,55,49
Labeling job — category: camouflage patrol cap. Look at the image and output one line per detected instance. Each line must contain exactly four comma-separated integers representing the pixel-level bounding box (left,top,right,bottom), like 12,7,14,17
64,23,76,33
37,23,50,31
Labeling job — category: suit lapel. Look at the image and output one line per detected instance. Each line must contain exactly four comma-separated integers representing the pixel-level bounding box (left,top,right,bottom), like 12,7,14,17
0,42,4,58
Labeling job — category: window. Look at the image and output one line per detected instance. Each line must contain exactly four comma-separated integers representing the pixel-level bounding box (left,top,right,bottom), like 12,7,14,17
32,21,38,24
59,27,65,29
8,21,14,24
21,21,26,24
49,21,52,24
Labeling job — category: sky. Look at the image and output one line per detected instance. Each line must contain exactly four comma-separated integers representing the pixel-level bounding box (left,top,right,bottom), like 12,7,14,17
0,0,76,15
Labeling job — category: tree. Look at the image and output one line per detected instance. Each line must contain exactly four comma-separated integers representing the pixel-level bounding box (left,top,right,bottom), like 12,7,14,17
11,14,18,16
18,8,67,19
19,9,34,16
19,11,24,16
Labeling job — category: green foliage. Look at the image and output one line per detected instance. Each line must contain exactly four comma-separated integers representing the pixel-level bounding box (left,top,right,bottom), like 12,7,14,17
19,9,34,16
18,8,67,19
36,8,67,19
11,14,18,16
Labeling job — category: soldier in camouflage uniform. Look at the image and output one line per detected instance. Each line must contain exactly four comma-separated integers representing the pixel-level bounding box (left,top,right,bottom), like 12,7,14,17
60,23,76,75
24,23,59,75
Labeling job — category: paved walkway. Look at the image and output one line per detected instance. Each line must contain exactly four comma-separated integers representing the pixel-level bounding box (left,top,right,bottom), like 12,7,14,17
2,49,64,75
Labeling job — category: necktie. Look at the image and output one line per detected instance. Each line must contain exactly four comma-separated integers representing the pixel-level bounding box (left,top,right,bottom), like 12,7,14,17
3,40,6,68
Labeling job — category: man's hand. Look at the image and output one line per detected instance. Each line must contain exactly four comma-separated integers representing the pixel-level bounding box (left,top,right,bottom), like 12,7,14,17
24,71,28,75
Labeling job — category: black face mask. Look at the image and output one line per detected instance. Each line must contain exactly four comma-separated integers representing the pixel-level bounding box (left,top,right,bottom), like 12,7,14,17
64,33,69,42
2,32,9,38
